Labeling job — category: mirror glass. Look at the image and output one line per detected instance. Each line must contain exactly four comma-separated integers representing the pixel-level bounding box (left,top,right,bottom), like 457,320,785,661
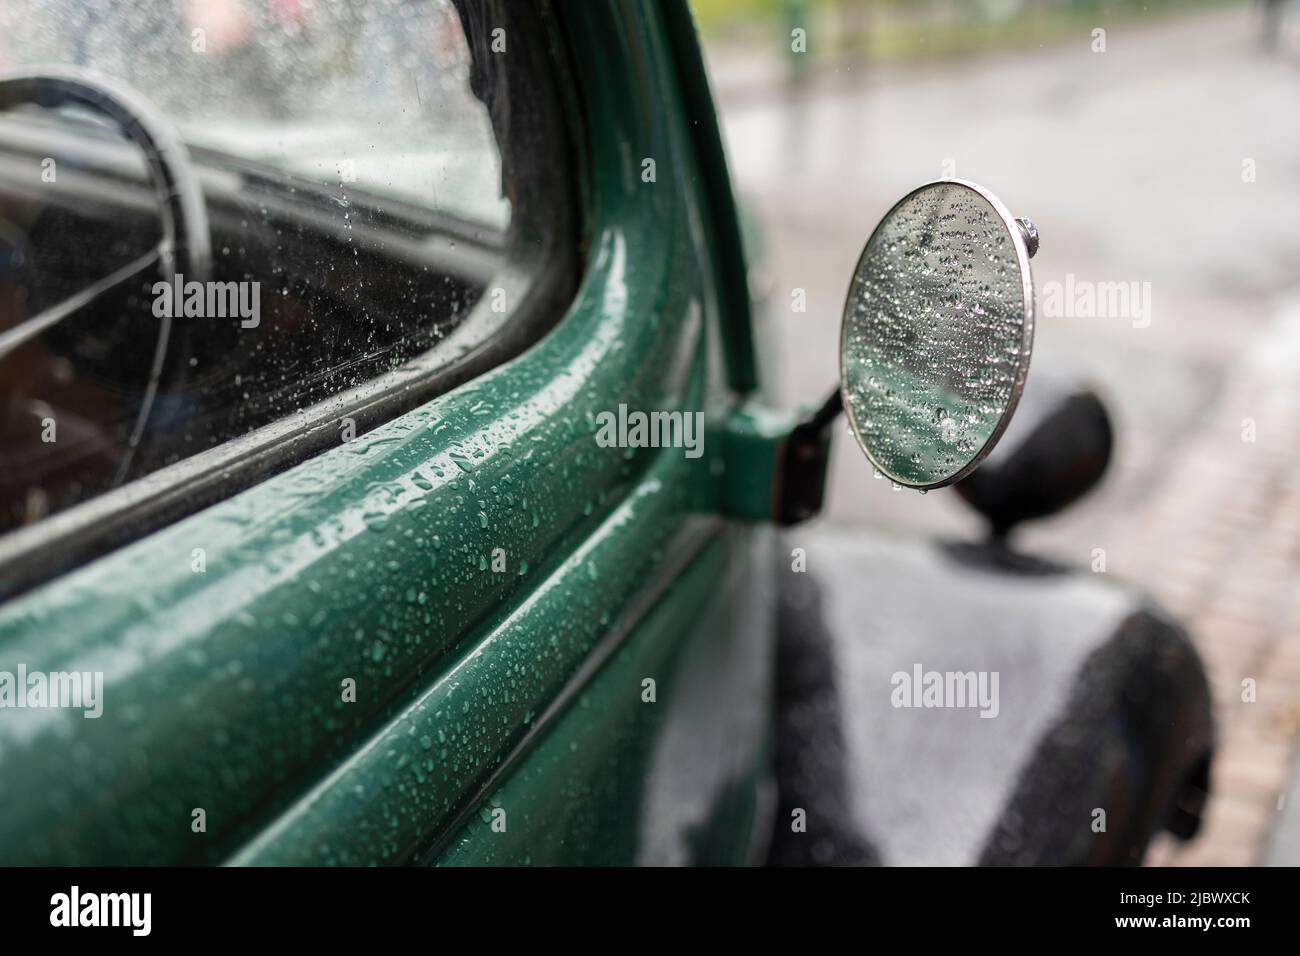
839,180,1034,489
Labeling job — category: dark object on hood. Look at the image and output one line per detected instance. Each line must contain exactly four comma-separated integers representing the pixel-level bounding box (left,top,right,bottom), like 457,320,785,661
956,376,1113,538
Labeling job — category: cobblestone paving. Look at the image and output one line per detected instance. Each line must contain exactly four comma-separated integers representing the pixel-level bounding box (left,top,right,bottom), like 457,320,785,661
1125,304,1300,865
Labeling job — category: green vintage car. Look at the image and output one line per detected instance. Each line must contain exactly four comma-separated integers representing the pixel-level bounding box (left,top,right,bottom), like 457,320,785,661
0,0,812,866
0,0,1211,867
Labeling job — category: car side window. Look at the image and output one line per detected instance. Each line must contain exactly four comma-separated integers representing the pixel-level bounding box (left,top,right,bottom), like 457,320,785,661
0,0,572,542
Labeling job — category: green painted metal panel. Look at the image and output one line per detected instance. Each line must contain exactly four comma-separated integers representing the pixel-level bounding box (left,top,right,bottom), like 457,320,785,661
659,0,759,394
0,0,782,865
431,524,776,866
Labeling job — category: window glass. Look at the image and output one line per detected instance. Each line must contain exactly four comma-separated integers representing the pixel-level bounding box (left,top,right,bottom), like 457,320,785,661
0,0,516,534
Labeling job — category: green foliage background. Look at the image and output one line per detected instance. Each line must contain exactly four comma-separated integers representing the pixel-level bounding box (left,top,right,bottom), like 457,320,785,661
691,0,1240,61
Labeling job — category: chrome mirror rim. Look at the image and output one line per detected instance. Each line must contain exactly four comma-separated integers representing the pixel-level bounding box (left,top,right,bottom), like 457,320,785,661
838,178,1036,490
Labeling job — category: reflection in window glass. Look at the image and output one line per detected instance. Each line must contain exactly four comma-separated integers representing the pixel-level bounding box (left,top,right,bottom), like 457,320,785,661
0,0,513,535
2,0,508,226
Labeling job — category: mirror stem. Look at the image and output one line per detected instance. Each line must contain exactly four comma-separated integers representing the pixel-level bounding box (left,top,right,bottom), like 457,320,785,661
775,386,843,525
807,387,844,432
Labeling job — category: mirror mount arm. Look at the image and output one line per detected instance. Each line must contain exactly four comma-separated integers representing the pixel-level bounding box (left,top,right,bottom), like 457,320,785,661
774,386,843,525
719,390,842,528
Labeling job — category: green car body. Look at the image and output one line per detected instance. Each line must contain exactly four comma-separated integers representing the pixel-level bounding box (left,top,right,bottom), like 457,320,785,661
0,1,807,865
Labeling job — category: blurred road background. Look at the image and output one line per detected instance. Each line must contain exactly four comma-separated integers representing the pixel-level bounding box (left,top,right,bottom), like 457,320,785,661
694,0,1300,865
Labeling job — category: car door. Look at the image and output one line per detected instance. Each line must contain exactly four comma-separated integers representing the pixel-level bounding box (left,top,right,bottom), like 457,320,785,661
0,0,783,865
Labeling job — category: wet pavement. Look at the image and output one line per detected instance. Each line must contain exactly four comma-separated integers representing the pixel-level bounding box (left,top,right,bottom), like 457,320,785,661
702,1,1300,864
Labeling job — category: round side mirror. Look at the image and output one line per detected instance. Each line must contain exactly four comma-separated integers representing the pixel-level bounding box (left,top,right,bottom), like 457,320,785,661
839,180,1036,489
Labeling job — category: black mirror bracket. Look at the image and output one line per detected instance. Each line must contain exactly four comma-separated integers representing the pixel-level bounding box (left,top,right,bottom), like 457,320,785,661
775,387,842,525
